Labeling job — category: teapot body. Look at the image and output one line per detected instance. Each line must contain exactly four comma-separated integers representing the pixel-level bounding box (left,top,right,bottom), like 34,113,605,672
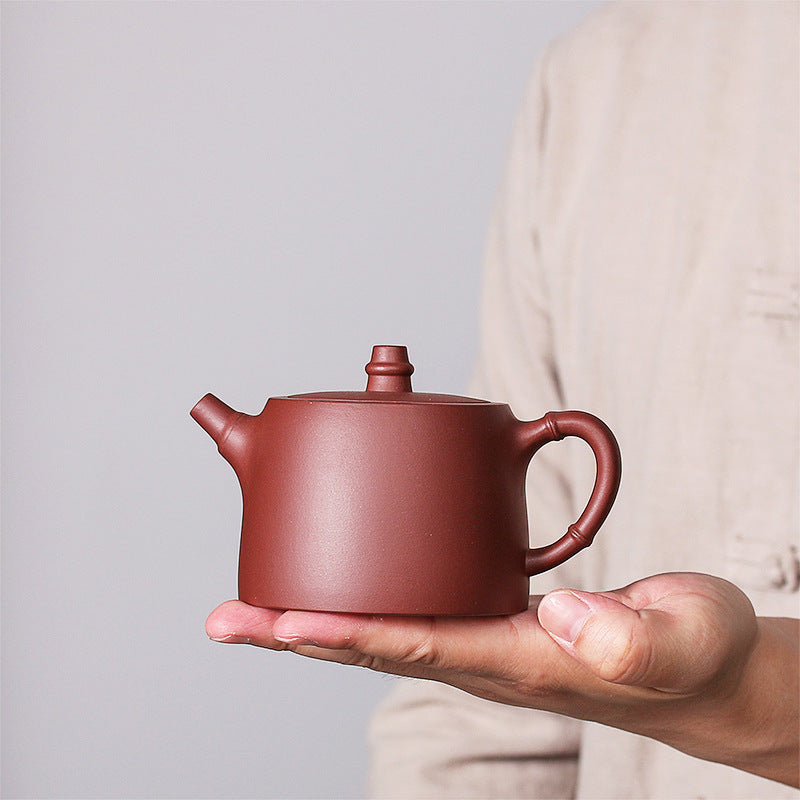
238,398,532,615
192,345,621,616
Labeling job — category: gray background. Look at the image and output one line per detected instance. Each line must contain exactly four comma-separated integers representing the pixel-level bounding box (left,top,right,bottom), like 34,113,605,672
2,2,600,797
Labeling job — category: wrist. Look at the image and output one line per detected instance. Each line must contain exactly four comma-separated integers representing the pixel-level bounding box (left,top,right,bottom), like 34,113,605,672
626,615,798,787
688,616,799,787
731,617,799,787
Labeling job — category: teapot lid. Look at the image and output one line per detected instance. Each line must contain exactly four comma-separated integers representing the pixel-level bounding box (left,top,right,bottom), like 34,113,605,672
287,345,490,405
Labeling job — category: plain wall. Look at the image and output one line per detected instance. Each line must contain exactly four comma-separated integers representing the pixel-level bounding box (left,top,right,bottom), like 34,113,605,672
1,2,601,797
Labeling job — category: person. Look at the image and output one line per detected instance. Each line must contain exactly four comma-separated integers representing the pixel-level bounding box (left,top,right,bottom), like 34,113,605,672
206,2,800,797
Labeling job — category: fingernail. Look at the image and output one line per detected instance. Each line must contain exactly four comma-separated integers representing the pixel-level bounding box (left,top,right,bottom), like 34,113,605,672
209,633,251,644
273,633,320,646
539,592,592,644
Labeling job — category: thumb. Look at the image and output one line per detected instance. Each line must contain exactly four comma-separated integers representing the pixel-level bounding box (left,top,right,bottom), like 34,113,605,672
537,589,691,691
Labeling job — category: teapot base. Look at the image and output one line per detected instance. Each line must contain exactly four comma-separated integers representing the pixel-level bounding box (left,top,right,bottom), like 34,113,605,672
237,588,531,617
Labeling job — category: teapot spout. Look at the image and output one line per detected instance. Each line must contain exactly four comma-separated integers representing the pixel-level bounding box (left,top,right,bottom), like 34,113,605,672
190,393,251,476
191,393,239,444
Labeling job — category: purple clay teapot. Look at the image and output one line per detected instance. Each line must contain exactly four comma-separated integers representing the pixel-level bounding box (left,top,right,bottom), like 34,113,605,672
192,345,621,616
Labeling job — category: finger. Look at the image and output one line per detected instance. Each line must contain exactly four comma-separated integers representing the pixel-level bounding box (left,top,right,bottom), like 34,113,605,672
203,601,487,675
206,600,286,647
269,604,559,683
537,585,743,692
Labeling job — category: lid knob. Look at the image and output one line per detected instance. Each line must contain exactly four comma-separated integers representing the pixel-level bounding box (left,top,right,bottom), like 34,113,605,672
365,345,414,392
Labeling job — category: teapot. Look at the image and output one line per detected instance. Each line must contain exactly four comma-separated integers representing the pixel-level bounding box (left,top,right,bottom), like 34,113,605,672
191,345,621,616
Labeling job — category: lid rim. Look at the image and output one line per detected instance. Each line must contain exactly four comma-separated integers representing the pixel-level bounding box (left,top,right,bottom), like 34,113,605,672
275,391,497,406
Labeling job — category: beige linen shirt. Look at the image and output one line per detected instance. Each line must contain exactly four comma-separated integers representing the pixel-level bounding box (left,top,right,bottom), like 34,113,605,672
369,2,799,798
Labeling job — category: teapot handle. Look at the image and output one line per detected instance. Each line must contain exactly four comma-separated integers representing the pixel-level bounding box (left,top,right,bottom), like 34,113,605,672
517,411,621,576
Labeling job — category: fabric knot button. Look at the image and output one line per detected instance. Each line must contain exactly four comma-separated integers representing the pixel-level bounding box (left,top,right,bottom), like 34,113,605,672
774,546,800,592
727,544,800,593
761,547,800,592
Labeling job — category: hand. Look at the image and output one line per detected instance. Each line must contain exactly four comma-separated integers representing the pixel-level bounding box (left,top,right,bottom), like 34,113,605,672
206,572,799,787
